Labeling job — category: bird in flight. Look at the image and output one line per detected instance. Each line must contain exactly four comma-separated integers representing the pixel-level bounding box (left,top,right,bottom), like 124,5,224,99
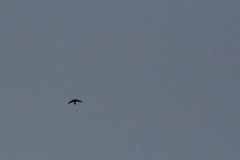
68,99,83,105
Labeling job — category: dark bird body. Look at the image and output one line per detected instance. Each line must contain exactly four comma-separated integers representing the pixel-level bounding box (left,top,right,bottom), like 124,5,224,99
68,99,82,105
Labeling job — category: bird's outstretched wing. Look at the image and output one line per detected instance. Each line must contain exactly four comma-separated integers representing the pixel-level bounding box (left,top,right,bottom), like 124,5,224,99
75,99,83,103
68,100,74,104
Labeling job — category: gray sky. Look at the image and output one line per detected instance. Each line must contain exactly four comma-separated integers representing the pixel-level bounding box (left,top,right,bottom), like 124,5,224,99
1,1,239,159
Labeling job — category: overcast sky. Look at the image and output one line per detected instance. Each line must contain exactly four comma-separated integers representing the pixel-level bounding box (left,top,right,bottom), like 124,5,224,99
0,1,239,159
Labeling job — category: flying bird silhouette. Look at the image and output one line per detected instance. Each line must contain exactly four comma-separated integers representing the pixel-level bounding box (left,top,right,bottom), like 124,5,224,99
68,99,82,105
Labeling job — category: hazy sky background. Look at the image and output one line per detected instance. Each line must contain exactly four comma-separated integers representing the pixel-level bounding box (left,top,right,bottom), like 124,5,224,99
1,1,239,159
